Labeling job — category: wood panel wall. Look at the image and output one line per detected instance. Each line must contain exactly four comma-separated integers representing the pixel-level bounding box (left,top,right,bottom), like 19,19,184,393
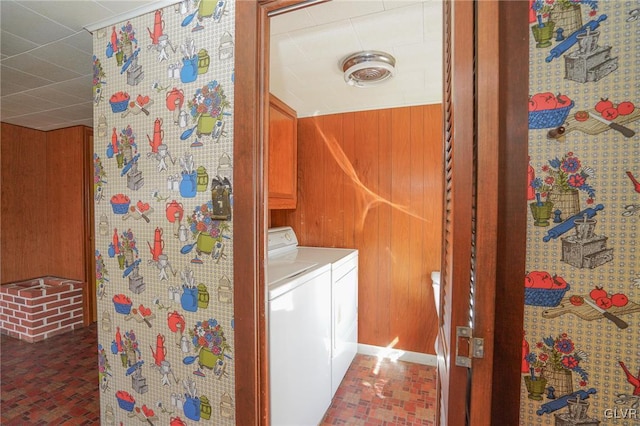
1,123,49,281
271,104,443,354
1,123,87,284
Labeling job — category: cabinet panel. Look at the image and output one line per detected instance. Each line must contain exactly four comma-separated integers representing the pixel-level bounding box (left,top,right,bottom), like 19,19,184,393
268,94,297,209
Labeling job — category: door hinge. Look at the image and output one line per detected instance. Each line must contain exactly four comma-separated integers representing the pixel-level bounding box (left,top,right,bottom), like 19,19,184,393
455,326,484,368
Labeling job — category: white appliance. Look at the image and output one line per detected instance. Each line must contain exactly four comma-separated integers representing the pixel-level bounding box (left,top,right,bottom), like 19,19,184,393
267,227,358,425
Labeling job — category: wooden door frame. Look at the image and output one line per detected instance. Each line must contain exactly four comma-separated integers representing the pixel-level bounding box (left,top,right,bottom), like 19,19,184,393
233,1,528,424
83,126,96,326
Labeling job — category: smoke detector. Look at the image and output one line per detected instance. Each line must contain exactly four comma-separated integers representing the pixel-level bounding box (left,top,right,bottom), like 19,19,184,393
340,51,396,87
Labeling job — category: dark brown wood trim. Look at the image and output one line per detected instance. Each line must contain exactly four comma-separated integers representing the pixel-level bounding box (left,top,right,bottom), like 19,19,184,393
489,1,529,424
83,127,95,325
234,1,266,424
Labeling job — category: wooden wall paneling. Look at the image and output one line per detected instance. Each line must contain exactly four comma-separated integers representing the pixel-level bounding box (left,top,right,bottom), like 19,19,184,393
0,123,48,283
273,106,441,354
389,108,413,350
342,113,356,249
423,105,444,345
294,119,325,246
376,109,392,346
354,110,382,346
321,114,345,247
408,106,428,351
45,126,84,280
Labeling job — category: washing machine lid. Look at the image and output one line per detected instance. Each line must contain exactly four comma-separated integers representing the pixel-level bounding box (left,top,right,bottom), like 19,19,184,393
267,258,317,286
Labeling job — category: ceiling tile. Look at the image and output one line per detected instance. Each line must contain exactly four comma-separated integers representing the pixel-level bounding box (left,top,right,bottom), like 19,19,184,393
270,34,312,68
51,75,94,95
30,41,91,74
0,30,39,57
270,8,315,35
61,32,94,55
0,80,29,96
351,4,424,50
1,92,64,114
23,85,91,106
46,102,94,121
95,1,157,15
2,53,83,82
306,0,385,26
0,0,75,45
423,1,443,39
383,0,422,10
0,65,54,90
17,1,113,31
289,20,362,62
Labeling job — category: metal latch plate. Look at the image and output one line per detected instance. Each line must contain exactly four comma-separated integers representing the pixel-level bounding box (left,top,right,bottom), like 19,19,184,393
455,326,484,367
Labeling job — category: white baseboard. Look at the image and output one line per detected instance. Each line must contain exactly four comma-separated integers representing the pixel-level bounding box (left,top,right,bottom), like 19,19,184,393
357,343,438,366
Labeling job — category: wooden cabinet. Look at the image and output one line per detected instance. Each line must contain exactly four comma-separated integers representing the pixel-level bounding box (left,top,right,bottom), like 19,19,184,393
268,94,297,209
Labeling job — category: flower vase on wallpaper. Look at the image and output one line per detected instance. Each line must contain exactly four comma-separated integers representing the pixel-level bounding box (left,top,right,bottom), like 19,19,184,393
525,334,589,398
530,194,554,227
188,80,229,136
196,114,217,136
524,375,547,400
188,201,230,255
531,19,555,48
531,152,595,222
530,0,598,40
179,172,197,198
180,56,198,83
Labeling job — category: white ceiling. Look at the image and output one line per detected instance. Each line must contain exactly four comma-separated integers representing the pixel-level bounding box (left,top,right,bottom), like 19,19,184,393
270,0,442,118
0,0,442,131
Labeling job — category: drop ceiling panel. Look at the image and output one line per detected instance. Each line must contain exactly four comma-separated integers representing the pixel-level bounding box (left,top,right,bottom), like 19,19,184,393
0,30,39,57
2,53,83,82
350,4,424,50
305,0,385,26
16,1,112,32
1,65,54,91
270,9,315,35
289,20,362,62
25,85,91,106
0,1,75,45
61,32,94,55
30,42,92,74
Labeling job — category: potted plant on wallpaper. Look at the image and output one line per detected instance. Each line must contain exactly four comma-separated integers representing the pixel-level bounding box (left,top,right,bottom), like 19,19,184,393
530,0,599,47
530,151,596,221
526,333,590,398
187,80,229,138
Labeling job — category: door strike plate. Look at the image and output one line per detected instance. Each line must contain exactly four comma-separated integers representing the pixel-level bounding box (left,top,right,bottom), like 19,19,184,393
455,326,484,368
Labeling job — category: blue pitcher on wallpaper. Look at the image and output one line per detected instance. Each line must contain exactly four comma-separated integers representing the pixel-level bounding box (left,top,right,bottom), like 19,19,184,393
180,56,198,83
183,395,201,421
180,286,198,312
179,172,197,198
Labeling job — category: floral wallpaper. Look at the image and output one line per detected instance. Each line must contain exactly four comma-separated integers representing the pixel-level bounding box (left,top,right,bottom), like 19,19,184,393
522,0,639,424
92,1,236,424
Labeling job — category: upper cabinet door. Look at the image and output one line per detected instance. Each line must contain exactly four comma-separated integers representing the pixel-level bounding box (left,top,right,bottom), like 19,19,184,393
268,94,297,210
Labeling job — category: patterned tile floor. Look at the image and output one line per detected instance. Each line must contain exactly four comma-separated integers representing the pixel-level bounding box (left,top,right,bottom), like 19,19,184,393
1,326,436,425
321,354,437,426
1,324,100,425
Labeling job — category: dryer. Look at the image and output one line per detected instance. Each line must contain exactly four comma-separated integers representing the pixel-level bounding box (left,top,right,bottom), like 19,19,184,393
267,227,359,402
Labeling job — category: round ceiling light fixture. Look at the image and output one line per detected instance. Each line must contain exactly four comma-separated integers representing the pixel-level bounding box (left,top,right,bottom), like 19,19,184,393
340,51,396,88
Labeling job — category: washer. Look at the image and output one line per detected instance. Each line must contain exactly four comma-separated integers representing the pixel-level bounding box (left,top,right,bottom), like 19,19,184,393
267,226,359,414
267,230,332,426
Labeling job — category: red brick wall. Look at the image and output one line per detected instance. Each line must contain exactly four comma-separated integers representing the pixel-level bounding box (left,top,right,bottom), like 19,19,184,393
0,276,84,342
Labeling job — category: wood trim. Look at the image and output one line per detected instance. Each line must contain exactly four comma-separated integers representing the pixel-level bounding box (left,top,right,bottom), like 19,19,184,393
470,1,499,423
83,127,96,325
234,1,267,424
488,2,528,424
